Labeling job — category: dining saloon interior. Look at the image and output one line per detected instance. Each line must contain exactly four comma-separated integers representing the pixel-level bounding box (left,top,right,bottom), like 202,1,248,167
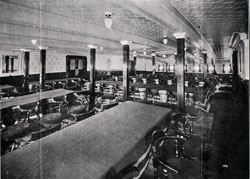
0,0,249,179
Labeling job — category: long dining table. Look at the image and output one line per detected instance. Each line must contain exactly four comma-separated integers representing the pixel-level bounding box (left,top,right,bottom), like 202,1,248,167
0,84,15,91
1,101,172,179
0,89,74,110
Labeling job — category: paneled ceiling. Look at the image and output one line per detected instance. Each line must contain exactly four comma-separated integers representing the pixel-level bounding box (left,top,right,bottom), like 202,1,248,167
0,0,248,63
170,0,248,59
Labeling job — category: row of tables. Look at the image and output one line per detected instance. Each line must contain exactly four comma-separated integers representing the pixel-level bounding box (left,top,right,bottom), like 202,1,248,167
0,77,83,109
0,85,15,99
0,78,207,109
97,80,206,90
0,79,206,109
96,80,208,99
0,85,15,91
0,77,82,99
0,77,212,178
0,74,232,178
0,89,75,110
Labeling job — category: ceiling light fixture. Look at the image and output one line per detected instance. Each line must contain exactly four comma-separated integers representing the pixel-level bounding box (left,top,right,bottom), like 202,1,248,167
163,36,168,45
31,39,37,45
31,39,47,50
163,55,166,58
104,12,112,29
143,49,146,55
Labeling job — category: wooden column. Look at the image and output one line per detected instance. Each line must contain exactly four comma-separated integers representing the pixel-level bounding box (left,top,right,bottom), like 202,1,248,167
174,33,186,112
152,52,156,75
120,40,130,101
5,56,9,73
232,50,238,93
40,49,46,90
88,45,98,109
10,57,14,72
203,52,208,77
24,52,30,92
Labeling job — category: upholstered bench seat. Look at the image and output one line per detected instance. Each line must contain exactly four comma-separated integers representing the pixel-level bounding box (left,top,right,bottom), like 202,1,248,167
1,122,30,142
68,105,86,115
40,113,63,127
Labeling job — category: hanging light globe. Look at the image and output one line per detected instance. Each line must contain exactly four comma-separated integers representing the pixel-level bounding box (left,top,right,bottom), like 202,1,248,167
104,12,112,29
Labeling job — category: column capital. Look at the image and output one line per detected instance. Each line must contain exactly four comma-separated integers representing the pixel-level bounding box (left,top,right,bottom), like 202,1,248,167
202,50,207,54
173,33,187,39
120,40,132,46
151,52,156,57
88,44,98,49
38,46,48,50
20,48,31,52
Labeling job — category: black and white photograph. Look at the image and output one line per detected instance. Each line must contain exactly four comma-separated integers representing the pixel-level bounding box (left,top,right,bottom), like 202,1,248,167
0,0,249,178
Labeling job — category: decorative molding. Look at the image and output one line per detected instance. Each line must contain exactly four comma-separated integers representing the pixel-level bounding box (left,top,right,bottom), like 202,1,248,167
0,19,119,44
229,32,247,48
87,44,98,49
0,18,172,54
173,33,187,39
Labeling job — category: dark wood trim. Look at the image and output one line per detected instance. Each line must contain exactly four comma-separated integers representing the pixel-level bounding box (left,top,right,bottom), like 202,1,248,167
89,48,96,109
203,53,207,77
66,55,87,78
40,49,46,90
152,54,156,75
24,52,30,91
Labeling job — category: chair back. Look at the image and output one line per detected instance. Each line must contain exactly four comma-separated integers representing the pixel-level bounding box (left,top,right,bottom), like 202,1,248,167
150,89,158,95
159,90,168,103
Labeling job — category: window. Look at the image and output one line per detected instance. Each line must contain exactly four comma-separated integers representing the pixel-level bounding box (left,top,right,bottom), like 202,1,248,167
70,59,76,70
2,55,19,73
